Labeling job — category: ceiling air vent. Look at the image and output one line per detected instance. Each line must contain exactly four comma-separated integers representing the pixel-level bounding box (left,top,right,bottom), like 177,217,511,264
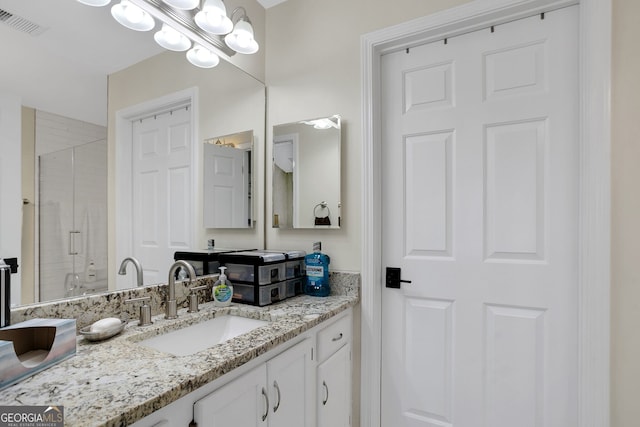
0,8,48,36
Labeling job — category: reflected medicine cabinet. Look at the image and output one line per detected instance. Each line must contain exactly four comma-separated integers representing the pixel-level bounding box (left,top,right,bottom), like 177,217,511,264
272,115,341,229
203,130,254,229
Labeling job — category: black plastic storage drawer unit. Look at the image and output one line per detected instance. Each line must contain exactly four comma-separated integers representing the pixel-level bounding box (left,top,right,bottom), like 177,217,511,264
173,248,253,276
219,251,287,306
262,250,306,297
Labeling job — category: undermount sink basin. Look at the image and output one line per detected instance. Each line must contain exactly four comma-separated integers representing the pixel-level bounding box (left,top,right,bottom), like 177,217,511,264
138,315,268,356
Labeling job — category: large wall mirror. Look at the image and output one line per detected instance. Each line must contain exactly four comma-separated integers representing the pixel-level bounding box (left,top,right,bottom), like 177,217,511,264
0,0,265,307
272,115,341,229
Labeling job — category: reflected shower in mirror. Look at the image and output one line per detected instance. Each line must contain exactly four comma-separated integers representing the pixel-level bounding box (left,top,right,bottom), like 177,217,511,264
204,130,254,228
272,115,341,229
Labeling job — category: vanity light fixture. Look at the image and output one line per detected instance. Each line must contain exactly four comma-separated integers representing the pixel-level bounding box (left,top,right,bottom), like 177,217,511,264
186,44,220,68
77,0,112,6
224,7,259,54
111,0,155,31
78,0,260,69
194,0,233,35
154,23,191,51
161,0,199,10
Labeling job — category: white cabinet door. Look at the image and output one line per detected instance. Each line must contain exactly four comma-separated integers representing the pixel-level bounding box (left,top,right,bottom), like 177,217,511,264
193,364,268,427
193,339,313,427
317,343,351,427
267,338,314,427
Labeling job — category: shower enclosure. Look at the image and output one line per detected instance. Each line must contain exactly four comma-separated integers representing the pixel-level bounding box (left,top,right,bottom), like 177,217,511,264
39,140,107,301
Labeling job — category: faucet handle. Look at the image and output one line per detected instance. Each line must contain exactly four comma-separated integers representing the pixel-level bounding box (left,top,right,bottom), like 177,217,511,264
125,296,153,326
187,285,209,313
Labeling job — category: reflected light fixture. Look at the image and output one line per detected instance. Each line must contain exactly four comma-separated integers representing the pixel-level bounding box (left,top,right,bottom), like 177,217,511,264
111,0,155,31
195,0,233,35
154,23,191,51
224,7,259,54
161,0,199,10
301,117,340,130
77,0,112,6
186,44,220,68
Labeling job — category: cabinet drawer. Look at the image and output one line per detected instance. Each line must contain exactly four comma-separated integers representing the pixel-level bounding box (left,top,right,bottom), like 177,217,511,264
317,312,352,363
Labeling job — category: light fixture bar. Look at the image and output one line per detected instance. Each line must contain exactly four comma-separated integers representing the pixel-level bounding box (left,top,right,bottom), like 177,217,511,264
128,0,235,58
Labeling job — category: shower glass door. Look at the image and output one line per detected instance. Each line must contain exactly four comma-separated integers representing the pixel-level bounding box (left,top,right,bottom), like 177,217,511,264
39,140,107,301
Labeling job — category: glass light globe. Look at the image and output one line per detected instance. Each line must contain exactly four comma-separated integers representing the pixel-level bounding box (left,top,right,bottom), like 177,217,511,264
186,45,220,68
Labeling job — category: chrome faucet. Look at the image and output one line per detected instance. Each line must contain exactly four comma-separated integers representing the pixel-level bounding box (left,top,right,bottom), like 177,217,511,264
118,257,144,287
166,260,197,319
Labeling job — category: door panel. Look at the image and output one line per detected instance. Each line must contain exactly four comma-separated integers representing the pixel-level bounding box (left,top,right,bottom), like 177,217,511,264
484,119,546,260
404,297,454,424
381,7,578,427
405,132,453,257
484,304,545,427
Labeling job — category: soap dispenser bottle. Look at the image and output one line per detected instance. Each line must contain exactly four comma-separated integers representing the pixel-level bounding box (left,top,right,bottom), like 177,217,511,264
212,266,233,307
304,242,330,297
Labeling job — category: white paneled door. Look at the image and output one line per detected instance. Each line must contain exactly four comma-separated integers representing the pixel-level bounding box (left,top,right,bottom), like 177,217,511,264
381,7,578,427
131,106,193,285
203,144,250,228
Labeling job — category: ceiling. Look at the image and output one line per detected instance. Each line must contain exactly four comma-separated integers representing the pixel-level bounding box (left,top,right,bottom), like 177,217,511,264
0,0,281,125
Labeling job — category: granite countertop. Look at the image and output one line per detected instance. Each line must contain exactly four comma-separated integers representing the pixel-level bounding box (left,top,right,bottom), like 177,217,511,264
0,294,358,426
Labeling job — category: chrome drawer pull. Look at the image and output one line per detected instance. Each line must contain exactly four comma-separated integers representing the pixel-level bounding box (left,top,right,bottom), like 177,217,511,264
322,380,329,406
261,387,269,421
273,380,281,412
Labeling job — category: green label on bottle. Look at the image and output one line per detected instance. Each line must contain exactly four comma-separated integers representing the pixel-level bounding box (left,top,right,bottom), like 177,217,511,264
215,285,232,302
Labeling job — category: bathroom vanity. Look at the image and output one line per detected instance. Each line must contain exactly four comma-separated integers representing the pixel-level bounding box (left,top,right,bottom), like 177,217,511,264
0,292,357,427
133,304,353,427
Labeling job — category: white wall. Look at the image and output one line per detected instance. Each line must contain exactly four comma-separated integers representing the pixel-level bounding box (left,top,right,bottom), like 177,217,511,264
611,0,640,425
